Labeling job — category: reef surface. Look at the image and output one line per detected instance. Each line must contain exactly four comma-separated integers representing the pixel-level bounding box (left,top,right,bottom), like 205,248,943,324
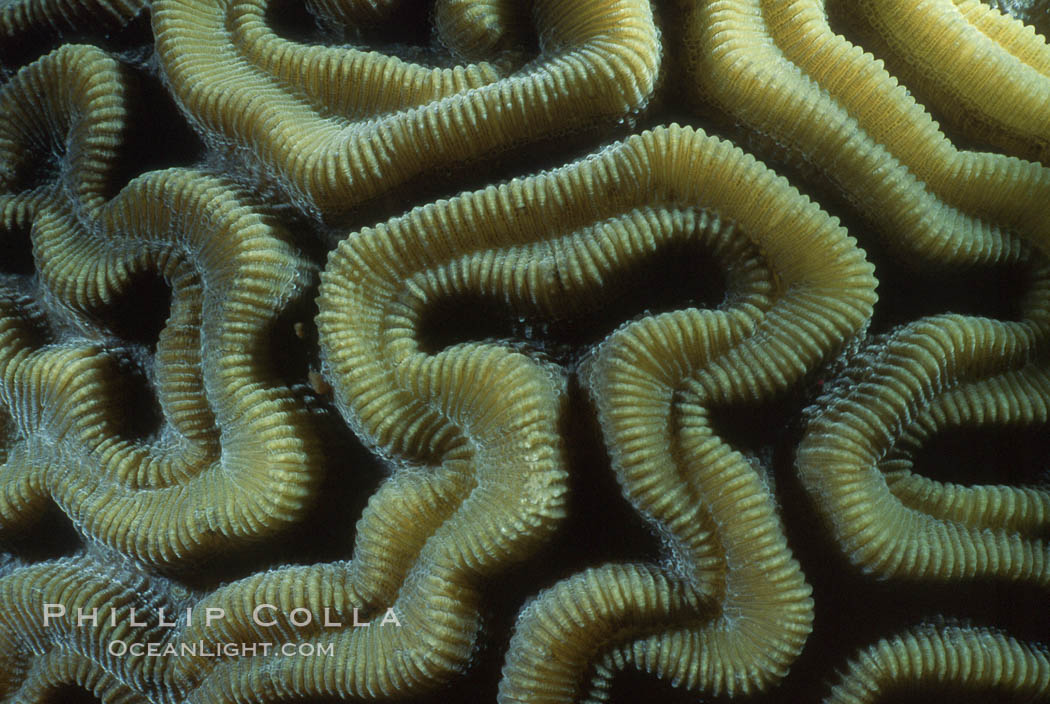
0,1,1048,702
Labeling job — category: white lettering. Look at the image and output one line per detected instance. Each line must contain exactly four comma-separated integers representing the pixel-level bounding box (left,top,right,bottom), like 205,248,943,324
322,608,341,627
76,607,98,627
252,604,277,627
157,608,177,628
288,607,312,627
205,607,225,627
43,603,65,627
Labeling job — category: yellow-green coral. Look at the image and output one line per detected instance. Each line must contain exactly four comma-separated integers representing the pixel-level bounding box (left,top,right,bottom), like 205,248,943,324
826,624,1050,703
497,124,875,702
798,313,1050,583
0,1,1048,703
685,0,1050,262
0,46,319,567
0,0,146,51
0,555,181,702
152,0,660,217
855,0,1050,162
0,44,125,224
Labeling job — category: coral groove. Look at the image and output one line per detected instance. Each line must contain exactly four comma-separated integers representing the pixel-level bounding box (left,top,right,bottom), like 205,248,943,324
0,45,319,567
0,1,1048,702
152,0,660,217
826,624,1050,703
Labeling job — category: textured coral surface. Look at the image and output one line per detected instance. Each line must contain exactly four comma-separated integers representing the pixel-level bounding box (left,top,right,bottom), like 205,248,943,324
1,1,1048,703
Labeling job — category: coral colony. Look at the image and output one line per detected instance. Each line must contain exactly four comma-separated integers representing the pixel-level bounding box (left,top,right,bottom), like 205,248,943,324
0,1,1048,703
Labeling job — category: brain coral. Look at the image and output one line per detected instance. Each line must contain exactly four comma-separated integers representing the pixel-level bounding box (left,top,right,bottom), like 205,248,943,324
0,1,1048,703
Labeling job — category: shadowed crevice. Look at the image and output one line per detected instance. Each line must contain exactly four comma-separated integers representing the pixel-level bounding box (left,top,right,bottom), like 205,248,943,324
93,273,171,352
0,221,35,276
910,422,1050,489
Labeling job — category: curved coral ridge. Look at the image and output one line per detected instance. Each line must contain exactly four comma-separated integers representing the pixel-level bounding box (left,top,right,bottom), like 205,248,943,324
798,314,1050,583
0,1,1048,702
470,124,875,702
685,0,1050,589
852,0,1050,162
988,1,1050,40
825,624,1050,703
151,0,660,216
1,0,146,49
685,0,1050,265
0,43,124,225
138,116,656,704
0,555,179,702
10,650,147,704
432,0,530,62
0,45,319,566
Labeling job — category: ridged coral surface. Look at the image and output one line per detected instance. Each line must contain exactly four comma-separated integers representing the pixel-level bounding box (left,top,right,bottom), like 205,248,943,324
0,1,1048,703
